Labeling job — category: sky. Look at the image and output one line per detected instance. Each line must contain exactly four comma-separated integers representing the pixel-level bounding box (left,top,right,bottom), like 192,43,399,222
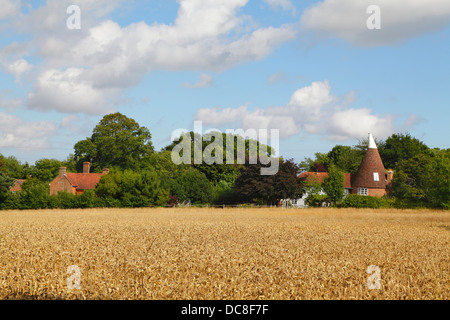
0,0,449,165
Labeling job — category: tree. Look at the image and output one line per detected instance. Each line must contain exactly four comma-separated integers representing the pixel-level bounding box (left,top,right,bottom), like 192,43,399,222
391,151,450,208
170,169,214,204
391,153,429,205
423,152,450,208
322,164,345,204
299,152,330,172
327,145,363,174
74,113,154,172
95,168,170,207
30,158,63,182
0,154,6,172
381,133,429,170
0,172,14,202
3,156,29,179
234,158,302,205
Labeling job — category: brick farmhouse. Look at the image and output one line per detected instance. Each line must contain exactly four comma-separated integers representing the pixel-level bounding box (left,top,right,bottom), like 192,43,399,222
49,162,109,196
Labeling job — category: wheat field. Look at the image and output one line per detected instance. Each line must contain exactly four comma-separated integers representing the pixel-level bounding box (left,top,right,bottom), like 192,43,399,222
0,207,448,300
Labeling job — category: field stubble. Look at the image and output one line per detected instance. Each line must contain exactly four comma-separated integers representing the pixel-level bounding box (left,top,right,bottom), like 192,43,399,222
0,207,448,300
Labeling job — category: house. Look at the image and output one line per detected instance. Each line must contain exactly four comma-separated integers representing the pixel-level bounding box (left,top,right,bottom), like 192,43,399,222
284,133,393,208
10,179,26,193
49,162,109,196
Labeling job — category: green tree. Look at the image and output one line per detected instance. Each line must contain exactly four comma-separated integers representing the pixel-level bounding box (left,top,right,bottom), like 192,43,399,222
391,151,450,208
4,156,29,179
423,152,450,208
0,171,15,202
18,178,51,209
0,154,6,172
299,152,330,172
391,153,429,205
170,169,214,204
327,145,363,174
30,158,63,182
74,113,154,172
95,168,169,207
322,164,345,204
381,133,429,170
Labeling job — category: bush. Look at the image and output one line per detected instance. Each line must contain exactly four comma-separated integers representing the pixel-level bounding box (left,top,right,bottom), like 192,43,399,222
305,194,330,207
338,194,393,209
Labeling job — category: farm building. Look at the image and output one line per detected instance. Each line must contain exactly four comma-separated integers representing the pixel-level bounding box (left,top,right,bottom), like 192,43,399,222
10,179,26,193
49,162,109,196
285,133,393,208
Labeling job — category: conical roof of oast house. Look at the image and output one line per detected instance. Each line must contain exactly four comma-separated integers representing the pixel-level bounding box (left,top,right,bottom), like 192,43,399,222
352,134,387,189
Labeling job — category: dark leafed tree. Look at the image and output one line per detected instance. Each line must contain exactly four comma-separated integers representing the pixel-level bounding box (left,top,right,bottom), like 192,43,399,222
234,158,303,205
74,113,154,172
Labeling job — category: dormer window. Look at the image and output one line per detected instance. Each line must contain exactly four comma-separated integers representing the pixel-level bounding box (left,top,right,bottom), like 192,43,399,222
373,172,379,181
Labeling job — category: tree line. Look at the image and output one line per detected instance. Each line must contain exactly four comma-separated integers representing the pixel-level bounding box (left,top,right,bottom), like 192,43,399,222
0,113,449,210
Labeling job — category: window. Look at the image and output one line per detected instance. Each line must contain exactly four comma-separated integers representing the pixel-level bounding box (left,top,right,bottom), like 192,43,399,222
373,172,379,181
358,188,369,196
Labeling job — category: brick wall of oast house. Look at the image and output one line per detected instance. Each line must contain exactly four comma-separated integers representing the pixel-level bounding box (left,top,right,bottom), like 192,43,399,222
350,187,386,197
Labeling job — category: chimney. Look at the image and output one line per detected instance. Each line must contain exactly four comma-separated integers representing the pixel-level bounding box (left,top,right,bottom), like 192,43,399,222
83,162,91,174
59,167,67,178
387,169,394,185
102,168,110,175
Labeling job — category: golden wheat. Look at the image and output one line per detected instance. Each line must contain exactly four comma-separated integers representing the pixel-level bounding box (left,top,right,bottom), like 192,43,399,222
0,207,448,300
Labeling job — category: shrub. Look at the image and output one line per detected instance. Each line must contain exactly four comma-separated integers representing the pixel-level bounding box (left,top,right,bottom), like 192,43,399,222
338,194,393,209
305,194,330,207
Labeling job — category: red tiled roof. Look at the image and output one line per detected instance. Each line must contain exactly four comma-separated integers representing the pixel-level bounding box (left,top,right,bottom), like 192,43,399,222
10,179,26,192
65,173,104,191
298,172,329,184
299,172,353,189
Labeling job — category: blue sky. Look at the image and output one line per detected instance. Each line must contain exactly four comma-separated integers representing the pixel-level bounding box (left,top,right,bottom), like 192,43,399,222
0,0,449,165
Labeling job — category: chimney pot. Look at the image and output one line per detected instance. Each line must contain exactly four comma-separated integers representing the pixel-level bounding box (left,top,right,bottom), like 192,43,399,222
59,167,67,177
102,168,110,175
83,162,91,174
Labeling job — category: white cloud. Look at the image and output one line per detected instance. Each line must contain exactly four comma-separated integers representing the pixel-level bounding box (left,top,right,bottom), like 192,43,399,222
0,112,57,149
301,0,450,46
0,0,20,20
325,108,395,141
267,72,286,85
195,80,415,141
264,0,296,14
9,0,295,114
60,115,81,128
184,74,214,88
0,98,22,111
196,105,248,126
8,59,33,82
27,68,114,115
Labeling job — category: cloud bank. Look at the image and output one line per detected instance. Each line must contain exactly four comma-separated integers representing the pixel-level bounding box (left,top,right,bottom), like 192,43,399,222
195,80,413,141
